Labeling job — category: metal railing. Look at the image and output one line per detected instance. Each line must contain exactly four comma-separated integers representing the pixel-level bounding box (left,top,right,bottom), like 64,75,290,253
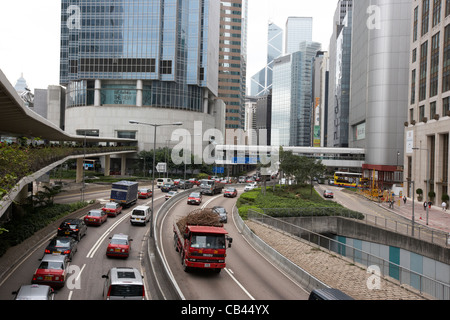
261,207,449,247
248,209,450,300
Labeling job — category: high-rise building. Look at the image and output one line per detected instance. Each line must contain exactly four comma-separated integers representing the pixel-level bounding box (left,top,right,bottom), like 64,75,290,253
272,41,321,147
250,22,283,97
312,51,329,148
219,0,248,130
405,0,450,202
328,0,352,148
60,0,224,160
285,17,313,54
349,0,412,188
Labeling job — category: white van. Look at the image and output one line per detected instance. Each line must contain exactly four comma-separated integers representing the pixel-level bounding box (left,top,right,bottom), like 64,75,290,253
156,178,174,188
102,267,145,300
130,206,151,226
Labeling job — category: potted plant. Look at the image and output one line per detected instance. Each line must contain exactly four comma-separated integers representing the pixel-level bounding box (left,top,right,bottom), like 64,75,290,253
416,188,423,201
428,191,436,203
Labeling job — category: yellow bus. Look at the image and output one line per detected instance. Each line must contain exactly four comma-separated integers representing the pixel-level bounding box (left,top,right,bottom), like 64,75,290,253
333,172,362,188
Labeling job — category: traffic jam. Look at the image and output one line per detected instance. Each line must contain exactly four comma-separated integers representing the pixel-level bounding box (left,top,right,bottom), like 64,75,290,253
11,176,254,300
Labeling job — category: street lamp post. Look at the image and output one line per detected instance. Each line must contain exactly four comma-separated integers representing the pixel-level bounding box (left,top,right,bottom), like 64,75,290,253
129,120,183,238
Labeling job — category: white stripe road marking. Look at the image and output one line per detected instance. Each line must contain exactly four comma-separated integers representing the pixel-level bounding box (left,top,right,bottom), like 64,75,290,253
86,196,165,259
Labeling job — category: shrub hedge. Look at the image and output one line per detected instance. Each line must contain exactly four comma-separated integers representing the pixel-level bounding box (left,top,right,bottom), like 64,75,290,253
0,202,88,257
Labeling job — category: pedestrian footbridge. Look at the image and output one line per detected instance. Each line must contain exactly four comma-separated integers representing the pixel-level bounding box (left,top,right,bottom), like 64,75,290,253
215,145,365,169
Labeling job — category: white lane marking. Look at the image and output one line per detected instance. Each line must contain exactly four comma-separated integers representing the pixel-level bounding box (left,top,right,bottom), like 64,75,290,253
160,191,256,300
224,268,255,300
86,196,165,259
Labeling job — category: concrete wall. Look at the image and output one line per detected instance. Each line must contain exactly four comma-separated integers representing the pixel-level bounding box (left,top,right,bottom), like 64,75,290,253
282,216,450,265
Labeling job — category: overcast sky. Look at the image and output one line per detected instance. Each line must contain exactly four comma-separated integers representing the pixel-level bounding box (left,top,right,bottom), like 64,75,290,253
0,0,336,92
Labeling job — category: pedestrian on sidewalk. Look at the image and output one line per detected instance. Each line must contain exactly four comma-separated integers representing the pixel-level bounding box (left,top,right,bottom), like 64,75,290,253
424,201,427,211
403,196,407,205
443,201,447,212
428,201,432,209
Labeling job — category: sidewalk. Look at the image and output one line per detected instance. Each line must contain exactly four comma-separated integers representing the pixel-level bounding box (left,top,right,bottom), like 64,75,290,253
379,197,450,235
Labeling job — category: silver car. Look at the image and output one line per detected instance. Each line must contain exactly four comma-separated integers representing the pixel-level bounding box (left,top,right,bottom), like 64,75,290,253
102,267,145,300
12,284,55,300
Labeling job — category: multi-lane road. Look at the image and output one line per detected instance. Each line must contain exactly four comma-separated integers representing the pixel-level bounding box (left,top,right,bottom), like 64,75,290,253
0,184,309,300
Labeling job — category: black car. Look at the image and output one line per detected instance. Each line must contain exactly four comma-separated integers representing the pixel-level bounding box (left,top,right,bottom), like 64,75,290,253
57,218,87,241
44,236,78,261
178,180,194,189
161,184,177,192
212,206,228,223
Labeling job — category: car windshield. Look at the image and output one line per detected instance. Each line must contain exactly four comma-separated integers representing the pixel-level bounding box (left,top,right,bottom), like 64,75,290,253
61,223,78,230
133,210,145,216
51,238,71,248
190,193,200,197
225,188,235,192
139,189,149,193
88,211,102,217
190,234,226,249
105,203,117,209
214,207,226,214
38,261,64,270
111,238,128,245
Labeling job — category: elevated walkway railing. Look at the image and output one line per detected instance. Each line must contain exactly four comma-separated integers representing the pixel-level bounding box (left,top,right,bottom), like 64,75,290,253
0,145,137,218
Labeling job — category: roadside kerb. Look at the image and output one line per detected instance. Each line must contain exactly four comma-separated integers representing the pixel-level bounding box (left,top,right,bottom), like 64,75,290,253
232,206,330,294
0,202,100,282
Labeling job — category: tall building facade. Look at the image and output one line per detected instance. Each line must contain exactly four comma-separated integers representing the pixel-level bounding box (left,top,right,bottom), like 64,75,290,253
405,0,450,202
250,22,283,97
272,41,321,147
60,0,224,155
285,17,313,54
328,0,352,148
349,0,412,187
312,51,329,148
219,0,248,130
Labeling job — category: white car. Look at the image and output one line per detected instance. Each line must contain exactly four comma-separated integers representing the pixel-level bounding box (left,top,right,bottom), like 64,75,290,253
244,184,256,192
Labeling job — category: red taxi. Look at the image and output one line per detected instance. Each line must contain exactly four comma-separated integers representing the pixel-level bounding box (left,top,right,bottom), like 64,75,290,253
187,192,202,205
32,254,69,288
138,188,152,199
102,202,122,217
224,187,237,198
84,209,107,226
106,234,132,258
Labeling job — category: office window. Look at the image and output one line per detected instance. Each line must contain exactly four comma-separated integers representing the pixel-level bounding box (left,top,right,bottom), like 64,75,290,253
422,0,430,36
443,25,450,92
443,96,450,114
419,105,425,121
432,0,442,27
430,32,440,97
430,101,437,118
160,60,173,75
411,69,417,104
414,6,419,42
419,41,428,101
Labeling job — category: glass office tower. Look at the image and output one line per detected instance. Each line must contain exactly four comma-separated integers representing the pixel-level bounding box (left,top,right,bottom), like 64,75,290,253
60,0,219,112
250,22,283,97
285,17,313,54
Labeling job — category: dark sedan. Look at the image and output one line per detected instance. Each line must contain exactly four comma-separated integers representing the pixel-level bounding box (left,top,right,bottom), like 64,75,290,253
161,184,177,192
44,236,78,261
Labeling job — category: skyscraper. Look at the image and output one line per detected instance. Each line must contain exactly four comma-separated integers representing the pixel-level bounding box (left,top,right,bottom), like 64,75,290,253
405,0,450,202
250,22,283,97
272,41,321,147
328,0,352,148
349,0,412,188
285,17,313,54
60,0,224,156
219,0,248,130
